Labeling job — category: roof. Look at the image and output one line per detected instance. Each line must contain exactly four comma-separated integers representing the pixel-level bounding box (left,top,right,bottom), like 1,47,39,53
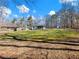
0,22,18,28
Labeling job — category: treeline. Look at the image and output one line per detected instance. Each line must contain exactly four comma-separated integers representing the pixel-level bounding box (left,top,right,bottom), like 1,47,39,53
10,1,79,30
46,1,79,29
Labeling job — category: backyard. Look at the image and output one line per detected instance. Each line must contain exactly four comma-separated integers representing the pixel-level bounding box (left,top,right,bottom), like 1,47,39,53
0,0,79,59
0,29,79,59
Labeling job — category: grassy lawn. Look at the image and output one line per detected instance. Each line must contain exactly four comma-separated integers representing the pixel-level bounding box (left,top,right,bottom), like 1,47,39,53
0,29,79,41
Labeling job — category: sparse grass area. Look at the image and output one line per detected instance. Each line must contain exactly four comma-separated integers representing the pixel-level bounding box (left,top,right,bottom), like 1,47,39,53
2,29,78,41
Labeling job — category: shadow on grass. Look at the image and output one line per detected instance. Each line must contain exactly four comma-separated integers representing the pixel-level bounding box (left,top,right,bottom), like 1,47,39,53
13,38,79,46
30,40,79,46
6,33,79,44
0,44,79,51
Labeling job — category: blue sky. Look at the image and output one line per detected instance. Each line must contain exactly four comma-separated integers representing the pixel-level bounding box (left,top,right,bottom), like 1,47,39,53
1,0,79,18
29,0,62,16
35,0,61,14
0,0,62,18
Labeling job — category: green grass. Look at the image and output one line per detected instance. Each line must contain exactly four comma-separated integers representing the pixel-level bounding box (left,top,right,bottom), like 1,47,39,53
0,29,79,41
0,34,13,40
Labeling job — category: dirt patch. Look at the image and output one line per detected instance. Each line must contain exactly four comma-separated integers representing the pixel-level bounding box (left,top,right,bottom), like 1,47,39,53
0,40,79,59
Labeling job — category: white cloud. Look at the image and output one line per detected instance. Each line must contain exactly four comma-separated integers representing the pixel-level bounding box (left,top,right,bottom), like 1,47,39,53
59,0,78,6
71,2,78,6
0,6,11,17
17,5,30,13
48,11,56,16
59,0,77,3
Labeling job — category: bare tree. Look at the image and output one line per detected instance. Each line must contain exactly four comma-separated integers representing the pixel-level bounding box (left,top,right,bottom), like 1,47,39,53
59,2,75,29
27,16,33,30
